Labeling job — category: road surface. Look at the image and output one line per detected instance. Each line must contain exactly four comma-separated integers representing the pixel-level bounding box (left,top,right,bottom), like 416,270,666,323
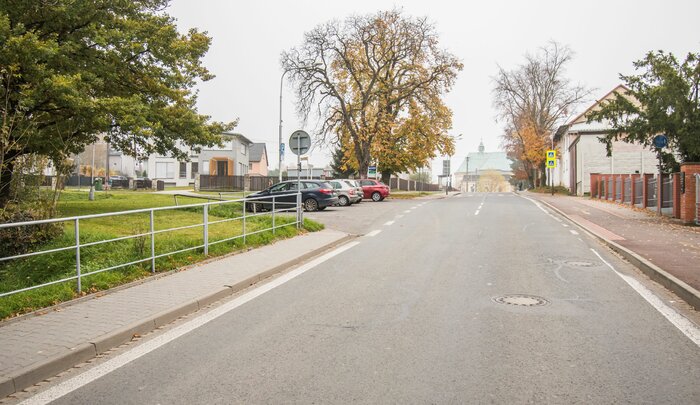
17,193,700,404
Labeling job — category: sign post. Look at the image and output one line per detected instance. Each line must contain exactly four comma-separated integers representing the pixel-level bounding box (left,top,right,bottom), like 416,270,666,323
443,159,451,195
546,150,557,195
289,130,311,222
653,134,668,216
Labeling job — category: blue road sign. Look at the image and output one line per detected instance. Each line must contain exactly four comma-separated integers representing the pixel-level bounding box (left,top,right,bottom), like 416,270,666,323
653,134,668,149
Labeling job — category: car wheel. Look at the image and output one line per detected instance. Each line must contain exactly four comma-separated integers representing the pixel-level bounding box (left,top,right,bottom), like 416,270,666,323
338,195,349,206
304,198,319,211
371,191,382,202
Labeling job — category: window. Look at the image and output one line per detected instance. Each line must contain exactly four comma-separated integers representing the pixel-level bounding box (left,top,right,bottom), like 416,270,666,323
270,183,287,192
179,162,187,178
249,163,253,170
201,160,209,174
240,143,247,155
239,162,247,175
155,162,174,179
191,162,198,178
360,180,374,186
303,182,319,190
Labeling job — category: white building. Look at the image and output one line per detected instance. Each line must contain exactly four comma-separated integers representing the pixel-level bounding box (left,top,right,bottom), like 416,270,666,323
147,132,254,187
552,85,658,195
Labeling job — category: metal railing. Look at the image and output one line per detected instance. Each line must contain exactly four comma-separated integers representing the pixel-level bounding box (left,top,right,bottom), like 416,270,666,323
0,192,302,298
607,178,614,200
623,177,631,204
615,177,622,201
661,175,673,209
634,178,643,206
647,177,657,208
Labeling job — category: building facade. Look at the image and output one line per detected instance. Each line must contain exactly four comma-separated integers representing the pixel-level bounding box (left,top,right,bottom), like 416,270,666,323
454,141,513,192
552,85,658,195
147,132,254,187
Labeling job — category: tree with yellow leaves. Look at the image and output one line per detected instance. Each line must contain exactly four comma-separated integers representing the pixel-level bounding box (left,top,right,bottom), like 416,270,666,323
281,9,461,179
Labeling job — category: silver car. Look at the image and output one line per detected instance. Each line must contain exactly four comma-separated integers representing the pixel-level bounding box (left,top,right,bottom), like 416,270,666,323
339,179,364,203
328,179,361,206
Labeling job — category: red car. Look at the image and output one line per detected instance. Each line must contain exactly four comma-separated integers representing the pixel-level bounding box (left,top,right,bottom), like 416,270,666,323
359,179,390,201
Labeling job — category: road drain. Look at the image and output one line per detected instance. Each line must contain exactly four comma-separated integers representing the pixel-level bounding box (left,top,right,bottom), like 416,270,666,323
493,294,549,307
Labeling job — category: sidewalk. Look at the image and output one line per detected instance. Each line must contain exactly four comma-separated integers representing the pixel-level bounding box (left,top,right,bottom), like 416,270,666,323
0,229,350,398
527,192,700,309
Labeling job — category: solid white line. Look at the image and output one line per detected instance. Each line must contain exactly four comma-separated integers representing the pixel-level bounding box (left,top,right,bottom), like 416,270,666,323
590,249,700,346
384,221,395,226
410,206,418,210
570,230,579,235
20,241,362,405
474,210,480,216
365,229,382,237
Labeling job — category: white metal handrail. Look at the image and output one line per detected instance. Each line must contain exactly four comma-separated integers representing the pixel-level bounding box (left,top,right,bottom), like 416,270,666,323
0,192,302,298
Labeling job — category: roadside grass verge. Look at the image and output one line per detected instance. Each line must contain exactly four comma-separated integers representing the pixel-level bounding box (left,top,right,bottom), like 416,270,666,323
0,190,323,320
389,191,440,199
529,186,571,195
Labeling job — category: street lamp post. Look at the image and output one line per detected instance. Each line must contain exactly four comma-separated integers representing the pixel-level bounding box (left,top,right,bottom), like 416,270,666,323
278,69,289,183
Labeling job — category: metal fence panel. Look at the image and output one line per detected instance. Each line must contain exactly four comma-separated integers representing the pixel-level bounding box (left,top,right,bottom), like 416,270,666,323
634,178,643,206
647,178,657,208
662,175,673,208
615,177,622,201
0,193,302,298
623,178,631,203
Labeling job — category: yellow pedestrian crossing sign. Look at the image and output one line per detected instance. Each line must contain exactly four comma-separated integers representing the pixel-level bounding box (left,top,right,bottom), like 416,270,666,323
546,150,557,168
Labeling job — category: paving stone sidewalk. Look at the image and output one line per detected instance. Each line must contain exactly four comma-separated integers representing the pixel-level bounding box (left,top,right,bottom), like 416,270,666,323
529,193,700,296
0,229,349,398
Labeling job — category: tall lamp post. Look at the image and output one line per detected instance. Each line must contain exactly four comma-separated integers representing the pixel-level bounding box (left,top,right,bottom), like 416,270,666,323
278,69,290,183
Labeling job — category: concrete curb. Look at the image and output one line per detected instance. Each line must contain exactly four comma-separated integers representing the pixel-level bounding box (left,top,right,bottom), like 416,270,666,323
537,198,700,311
1,233,355,399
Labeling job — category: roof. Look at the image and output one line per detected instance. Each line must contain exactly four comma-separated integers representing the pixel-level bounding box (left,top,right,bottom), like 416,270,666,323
455,150,513,174
249,143,267,163
569,84,630,125
221,132,254,145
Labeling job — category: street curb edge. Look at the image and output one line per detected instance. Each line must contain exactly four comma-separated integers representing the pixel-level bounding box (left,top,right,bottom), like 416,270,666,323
538,198,700,311
3,232,354,399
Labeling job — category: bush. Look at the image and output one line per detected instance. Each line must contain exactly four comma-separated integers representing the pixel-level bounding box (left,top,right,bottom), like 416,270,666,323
0,208,64,257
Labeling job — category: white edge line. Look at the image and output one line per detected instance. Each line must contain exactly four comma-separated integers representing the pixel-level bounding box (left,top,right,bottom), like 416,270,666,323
569,230,579,235
474,210,480,216
20,241,362,405
365,229,382,237
590,248,700,346
383,221,395,226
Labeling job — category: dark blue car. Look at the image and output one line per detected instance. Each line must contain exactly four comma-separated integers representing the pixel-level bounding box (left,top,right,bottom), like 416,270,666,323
245,180,338,212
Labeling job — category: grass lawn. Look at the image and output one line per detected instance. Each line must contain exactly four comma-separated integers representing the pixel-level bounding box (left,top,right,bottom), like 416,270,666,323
0,190,323,319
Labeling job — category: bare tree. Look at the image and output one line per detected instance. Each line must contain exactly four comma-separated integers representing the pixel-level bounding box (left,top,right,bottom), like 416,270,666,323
281,9,462,178
493,42,590,186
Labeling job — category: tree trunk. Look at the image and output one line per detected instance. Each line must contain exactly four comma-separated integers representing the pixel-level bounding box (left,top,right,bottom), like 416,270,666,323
0,157,14,208
380,170,392,185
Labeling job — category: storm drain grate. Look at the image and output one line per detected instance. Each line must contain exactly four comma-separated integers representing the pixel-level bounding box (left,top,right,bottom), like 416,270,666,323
493,294,549,307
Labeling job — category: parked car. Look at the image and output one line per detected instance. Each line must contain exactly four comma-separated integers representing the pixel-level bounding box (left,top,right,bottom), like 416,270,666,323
338,179,364,204
327,180,361,206
245,180,338,212
359,179,390,201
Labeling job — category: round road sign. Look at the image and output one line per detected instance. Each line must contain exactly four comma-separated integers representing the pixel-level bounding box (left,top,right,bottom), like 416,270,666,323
289,130,311,155
653,134,668,149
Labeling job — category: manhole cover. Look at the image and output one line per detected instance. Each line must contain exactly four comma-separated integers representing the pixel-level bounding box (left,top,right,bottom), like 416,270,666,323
493,294,549,307
565,260,595,267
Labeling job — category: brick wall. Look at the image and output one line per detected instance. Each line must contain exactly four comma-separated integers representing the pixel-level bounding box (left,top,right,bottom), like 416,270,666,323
680,163,700,224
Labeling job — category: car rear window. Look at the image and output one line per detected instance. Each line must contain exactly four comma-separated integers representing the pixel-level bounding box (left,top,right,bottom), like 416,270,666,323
303,182,320,189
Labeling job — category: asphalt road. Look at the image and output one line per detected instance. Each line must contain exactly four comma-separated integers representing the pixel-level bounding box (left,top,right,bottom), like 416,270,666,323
24,193,700,404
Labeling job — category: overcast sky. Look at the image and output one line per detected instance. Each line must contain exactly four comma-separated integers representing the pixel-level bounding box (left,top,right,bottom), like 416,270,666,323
168,0,700,179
